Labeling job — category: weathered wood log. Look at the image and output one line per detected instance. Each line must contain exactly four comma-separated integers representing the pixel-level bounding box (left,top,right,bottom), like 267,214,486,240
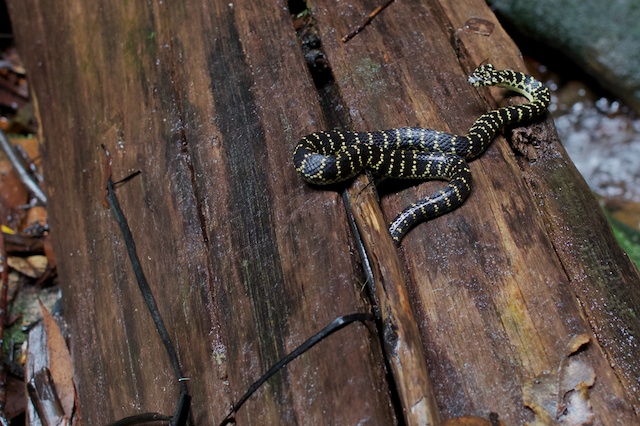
8,0,640,424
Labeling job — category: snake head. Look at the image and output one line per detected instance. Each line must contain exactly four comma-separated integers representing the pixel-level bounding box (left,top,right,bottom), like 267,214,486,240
468,63,499,87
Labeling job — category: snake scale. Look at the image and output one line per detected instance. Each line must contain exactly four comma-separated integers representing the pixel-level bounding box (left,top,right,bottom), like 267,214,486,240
293,64,550,243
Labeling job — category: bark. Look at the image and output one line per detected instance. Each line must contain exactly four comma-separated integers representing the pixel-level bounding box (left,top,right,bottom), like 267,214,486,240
7,0,640,424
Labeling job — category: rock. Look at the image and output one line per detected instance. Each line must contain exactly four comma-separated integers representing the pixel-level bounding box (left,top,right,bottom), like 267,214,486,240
487,0,640,114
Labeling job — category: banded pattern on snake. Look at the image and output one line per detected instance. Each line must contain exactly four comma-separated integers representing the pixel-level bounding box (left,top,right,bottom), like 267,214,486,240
293,64,550,243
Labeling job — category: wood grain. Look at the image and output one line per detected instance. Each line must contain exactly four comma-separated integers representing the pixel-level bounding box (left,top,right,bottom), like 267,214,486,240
7,0,640,423
9,0,394,423
314,0,639,423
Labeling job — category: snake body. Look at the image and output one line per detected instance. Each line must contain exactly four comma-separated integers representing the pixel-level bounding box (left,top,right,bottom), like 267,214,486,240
293,64,550,243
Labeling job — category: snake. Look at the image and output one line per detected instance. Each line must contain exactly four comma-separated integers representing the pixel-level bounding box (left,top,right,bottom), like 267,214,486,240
293,64,550,243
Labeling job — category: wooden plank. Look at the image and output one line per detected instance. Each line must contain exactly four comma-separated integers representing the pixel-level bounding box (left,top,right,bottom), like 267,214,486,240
8,0,396,423
312,0,640,423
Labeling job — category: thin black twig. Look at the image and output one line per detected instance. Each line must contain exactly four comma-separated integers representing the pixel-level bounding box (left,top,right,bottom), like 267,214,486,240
101,145,190,426
105,413,172,426
219,312,375,425
342,0,395,43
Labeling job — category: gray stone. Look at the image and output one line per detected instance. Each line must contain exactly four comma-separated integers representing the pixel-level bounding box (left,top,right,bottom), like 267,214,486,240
487,0,640,113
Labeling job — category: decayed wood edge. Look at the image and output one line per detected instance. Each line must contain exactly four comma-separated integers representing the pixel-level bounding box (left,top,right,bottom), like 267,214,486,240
311,0,640,423
439,0,640,408
345,176,441,425
509,113,640,409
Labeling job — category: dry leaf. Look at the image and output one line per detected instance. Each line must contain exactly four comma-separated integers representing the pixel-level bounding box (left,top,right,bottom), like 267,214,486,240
444,415,505,425
523,336,596,425
0,152,29,210
40,300,75,420
567,334,590,354
6,255,47,278
24,205,48,230
461,18,495,36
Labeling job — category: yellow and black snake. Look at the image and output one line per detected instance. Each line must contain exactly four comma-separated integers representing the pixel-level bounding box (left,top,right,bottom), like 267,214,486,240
293,64,550,243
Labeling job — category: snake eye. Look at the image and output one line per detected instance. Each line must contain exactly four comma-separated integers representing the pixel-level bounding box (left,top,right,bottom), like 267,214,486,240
468,63,498,86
